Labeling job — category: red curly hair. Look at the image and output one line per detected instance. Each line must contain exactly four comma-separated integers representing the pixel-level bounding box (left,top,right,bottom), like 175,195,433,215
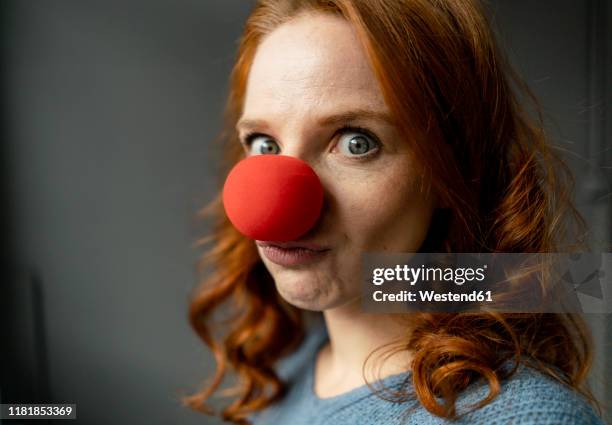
183,0,600,423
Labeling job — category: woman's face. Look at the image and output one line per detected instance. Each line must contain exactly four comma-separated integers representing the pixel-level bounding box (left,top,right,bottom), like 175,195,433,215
238,12,437,311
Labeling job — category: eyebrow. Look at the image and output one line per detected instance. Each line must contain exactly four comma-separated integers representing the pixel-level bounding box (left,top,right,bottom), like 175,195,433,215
236,108,395,133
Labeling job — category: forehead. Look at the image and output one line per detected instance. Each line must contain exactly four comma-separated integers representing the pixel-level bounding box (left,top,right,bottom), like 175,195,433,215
243,12,387,117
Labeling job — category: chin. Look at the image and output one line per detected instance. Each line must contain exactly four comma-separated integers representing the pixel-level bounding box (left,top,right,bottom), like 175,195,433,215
273,276,335,311
275,279,324,310
275,278,358,313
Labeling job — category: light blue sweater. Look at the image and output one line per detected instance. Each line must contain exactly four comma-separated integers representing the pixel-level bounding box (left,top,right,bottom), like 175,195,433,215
250,319,604,425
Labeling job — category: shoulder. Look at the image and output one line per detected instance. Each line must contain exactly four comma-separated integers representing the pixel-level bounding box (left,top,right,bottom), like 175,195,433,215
455,362,604,425
248,315,328,425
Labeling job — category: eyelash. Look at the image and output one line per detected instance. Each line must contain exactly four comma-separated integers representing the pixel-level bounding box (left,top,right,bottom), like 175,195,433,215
241,125,382,161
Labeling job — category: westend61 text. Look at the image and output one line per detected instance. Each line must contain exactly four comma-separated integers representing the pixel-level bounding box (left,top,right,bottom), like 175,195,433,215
373,290,493,303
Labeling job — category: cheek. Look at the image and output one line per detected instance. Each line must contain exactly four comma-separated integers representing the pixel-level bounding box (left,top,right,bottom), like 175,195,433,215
334,167,433,250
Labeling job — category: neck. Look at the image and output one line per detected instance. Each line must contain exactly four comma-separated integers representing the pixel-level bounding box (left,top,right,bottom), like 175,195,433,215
314,299,413,398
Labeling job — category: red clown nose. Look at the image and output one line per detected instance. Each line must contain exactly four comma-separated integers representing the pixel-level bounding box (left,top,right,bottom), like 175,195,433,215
222,155,324,242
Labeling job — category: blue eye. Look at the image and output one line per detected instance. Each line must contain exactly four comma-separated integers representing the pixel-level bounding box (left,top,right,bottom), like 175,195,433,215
337,131,380,158
246,135,280,155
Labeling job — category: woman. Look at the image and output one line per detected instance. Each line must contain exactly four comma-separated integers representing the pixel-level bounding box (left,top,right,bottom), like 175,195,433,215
184,0,604,424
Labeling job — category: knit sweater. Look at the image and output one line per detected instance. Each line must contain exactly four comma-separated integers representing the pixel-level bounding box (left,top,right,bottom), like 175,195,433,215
249,319,604,425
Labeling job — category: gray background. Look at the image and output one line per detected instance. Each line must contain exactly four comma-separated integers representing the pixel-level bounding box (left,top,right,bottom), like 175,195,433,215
2,1,611,424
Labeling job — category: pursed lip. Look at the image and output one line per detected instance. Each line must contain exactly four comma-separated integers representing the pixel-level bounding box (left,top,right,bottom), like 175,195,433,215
256,240,329,252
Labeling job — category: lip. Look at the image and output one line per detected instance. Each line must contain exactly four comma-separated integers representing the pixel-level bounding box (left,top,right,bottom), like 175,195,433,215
256,240,328,251
256,241,330,267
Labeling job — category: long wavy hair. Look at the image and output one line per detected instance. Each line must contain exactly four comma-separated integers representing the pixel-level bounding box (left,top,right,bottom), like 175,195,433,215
183,0,600,423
